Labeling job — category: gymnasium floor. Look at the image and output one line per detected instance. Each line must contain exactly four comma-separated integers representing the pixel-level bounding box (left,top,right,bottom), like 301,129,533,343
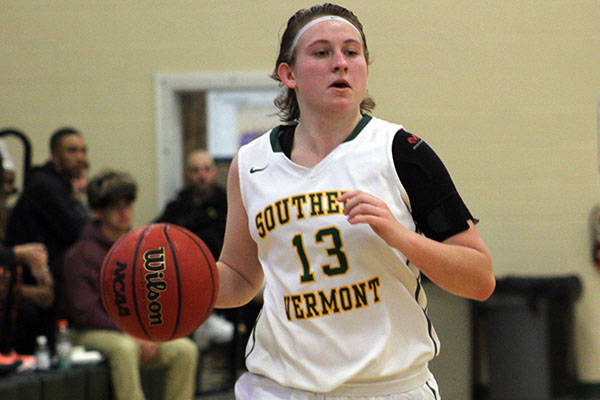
198,390,234,400
197,389,600,400
194,345,600,400
195,344,236,400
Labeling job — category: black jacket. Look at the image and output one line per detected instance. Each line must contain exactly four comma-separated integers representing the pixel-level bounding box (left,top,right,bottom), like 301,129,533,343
156,185,227,259
5,162,90,283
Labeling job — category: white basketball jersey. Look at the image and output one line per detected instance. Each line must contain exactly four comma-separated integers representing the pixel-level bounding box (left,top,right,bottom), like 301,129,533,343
237,115,440,393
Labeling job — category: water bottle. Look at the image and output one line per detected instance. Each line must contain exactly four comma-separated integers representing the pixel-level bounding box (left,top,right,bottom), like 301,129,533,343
35,335,51,371
55,319,72,370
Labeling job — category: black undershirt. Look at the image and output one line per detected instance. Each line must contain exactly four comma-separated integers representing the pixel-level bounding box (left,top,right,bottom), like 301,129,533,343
391,129,473,241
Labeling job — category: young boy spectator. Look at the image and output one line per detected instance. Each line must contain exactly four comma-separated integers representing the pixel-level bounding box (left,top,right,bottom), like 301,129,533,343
62,169,198,400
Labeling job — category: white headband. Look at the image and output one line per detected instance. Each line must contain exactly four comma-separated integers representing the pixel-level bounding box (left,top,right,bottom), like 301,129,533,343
289,15,362,60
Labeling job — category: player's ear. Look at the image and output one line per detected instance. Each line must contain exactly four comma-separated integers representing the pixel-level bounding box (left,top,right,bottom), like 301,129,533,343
278,63,297,89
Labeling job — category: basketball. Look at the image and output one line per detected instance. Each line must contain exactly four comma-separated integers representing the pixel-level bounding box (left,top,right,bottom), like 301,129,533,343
100,223,218,342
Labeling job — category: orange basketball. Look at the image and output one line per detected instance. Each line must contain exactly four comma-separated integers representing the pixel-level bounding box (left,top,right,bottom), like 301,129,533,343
100,223,218,341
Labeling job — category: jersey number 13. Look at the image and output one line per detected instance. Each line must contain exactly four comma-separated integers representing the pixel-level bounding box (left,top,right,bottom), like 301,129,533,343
292,226,349,283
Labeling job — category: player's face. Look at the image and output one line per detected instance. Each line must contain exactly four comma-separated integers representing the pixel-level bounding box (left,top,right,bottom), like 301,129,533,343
288,20,368,116
100,198,134,236
186,152,216,193
53,134,88,180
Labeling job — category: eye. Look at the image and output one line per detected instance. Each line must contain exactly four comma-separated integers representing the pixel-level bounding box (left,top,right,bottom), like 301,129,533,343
344,48,361,57
314,49,329,57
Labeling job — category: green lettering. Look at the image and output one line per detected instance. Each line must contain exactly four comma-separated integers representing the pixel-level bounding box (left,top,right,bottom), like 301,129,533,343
291,195,307,219
339,287,353,311
352,282,368,309
255,212,266,238
291,294,305,320
368,277,381,303
303,292,320,318
309,192,324,216
319,288,340,316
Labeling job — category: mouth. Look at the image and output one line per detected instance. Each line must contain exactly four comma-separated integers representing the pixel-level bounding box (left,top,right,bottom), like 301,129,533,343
330,79,350,89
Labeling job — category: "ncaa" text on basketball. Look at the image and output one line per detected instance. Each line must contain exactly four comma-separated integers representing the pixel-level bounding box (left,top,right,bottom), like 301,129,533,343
113,262,130,316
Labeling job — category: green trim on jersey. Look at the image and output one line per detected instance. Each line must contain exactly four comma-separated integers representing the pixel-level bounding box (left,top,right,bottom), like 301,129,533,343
270,125,285,153
269,114,373,153
345,114,372,142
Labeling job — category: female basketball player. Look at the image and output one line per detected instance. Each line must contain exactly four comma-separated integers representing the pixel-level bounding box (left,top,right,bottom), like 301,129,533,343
215,4,495,399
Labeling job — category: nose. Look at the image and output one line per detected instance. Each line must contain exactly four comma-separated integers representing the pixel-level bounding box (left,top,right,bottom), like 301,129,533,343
332,49,348,71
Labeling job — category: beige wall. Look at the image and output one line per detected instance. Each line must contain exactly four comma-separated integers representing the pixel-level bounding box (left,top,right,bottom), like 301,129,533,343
1,1,599,382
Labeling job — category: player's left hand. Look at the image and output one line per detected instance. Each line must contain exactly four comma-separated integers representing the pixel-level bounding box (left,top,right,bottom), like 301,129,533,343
338,190,407,246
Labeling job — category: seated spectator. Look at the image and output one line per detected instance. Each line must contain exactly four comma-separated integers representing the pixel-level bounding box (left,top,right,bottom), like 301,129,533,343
156,149,226,258
156,150,234,349
0,151,48,370
62,169,197,400
5,127,90,354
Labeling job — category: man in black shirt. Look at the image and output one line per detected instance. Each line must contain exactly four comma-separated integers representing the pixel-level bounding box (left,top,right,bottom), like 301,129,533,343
156,149,226,259
156,150,234,348
5,127,90,354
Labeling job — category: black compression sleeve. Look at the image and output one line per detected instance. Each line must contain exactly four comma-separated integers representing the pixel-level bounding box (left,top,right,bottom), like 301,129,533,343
392,129,475,242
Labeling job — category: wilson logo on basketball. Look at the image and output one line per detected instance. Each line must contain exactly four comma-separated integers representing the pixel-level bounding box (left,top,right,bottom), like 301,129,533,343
143,247,168,326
